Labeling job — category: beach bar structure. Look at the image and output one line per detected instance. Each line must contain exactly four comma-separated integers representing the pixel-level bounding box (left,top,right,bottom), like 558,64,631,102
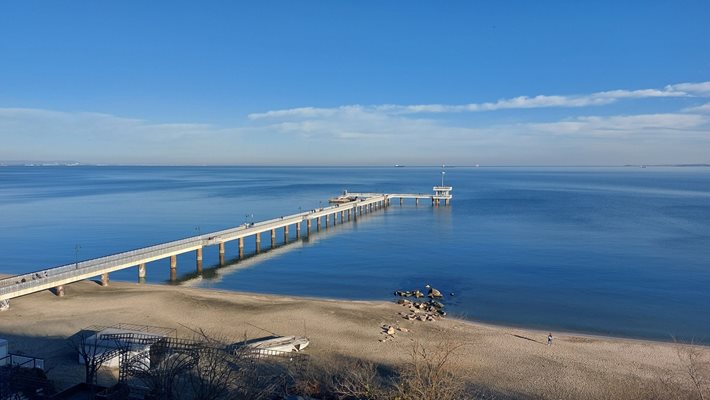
0,187,451,308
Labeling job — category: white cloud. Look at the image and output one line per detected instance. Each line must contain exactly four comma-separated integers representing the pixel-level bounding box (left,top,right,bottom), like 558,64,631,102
249,81,708,119
683,103,710,113
527,113,708,136
666,82,710,96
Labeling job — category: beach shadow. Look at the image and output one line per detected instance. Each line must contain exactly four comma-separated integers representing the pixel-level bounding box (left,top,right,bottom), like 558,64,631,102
509,333,544,345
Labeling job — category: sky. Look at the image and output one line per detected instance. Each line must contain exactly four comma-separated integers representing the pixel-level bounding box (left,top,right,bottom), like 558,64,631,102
1,1,709,166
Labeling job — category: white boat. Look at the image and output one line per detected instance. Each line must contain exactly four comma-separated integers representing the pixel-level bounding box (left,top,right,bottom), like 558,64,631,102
230,335,309,356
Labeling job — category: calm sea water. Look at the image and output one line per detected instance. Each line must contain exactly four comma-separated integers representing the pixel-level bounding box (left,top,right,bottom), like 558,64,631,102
1,166,709,341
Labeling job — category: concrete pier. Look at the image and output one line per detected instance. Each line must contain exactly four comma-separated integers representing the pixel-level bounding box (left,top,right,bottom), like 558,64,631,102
0,188,452,307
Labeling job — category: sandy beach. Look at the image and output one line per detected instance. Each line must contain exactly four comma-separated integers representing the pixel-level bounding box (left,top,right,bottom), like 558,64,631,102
1,279,708,399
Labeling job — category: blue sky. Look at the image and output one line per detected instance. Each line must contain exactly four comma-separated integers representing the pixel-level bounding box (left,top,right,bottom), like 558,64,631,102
1,1,709,165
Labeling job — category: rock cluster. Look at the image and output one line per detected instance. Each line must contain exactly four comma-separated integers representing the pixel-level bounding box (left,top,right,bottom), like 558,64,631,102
393,285,448,322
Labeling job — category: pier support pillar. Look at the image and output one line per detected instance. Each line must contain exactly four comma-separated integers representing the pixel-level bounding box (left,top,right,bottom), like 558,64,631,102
196,248,203,273
55,285,65,297
219,242,225,266
340,211,344,222
271,229,276,248
445,199,450,206
296,222,301,238
284,225,289,242
307,219,312,235
255,232,261,253
170,255,177,281
415,198,419,206
317,218,321,231
100,273,109,287
138,263,146,279
325,215,329,228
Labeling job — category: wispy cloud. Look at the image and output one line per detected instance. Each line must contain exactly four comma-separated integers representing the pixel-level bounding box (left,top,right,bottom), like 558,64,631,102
683,102,710,114
526,113,708,137
248,81,709,119
3,80,710,165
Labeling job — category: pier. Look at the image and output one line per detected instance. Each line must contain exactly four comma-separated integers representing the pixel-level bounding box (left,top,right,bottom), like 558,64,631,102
0,188,452,309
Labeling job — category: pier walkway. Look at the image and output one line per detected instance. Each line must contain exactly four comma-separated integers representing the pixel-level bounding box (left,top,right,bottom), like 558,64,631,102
0,189,451,309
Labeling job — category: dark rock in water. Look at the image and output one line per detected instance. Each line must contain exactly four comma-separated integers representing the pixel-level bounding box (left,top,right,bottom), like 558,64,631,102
450,292,455,296
428,288,443,298
430,300,444,309
414,290,424,298
437,309,447,316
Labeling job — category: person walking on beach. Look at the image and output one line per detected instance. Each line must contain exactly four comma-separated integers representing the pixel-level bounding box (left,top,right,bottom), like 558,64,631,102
547,333,553,346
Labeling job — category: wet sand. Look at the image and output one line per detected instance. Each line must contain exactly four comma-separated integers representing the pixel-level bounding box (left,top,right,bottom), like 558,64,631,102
1,280,707,398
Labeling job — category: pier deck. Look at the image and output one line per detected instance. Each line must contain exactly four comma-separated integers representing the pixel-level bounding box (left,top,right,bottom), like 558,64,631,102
0,189,450,307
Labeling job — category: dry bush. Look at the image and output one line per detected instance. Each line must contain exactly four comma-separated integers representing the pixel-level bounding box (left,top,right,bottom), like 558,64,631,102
332,359,390,400
394,339,468,400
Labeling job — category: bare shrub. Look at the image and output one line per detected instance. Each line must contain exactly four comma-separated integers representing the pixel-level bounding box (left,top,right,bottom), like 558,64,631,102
331,359,391,400
674,340,710,400
394,340,468,400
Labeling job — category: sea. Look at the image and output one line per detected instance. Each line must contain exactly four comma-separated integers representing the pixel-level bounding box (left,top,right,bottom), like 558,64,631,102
1,166,709,342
